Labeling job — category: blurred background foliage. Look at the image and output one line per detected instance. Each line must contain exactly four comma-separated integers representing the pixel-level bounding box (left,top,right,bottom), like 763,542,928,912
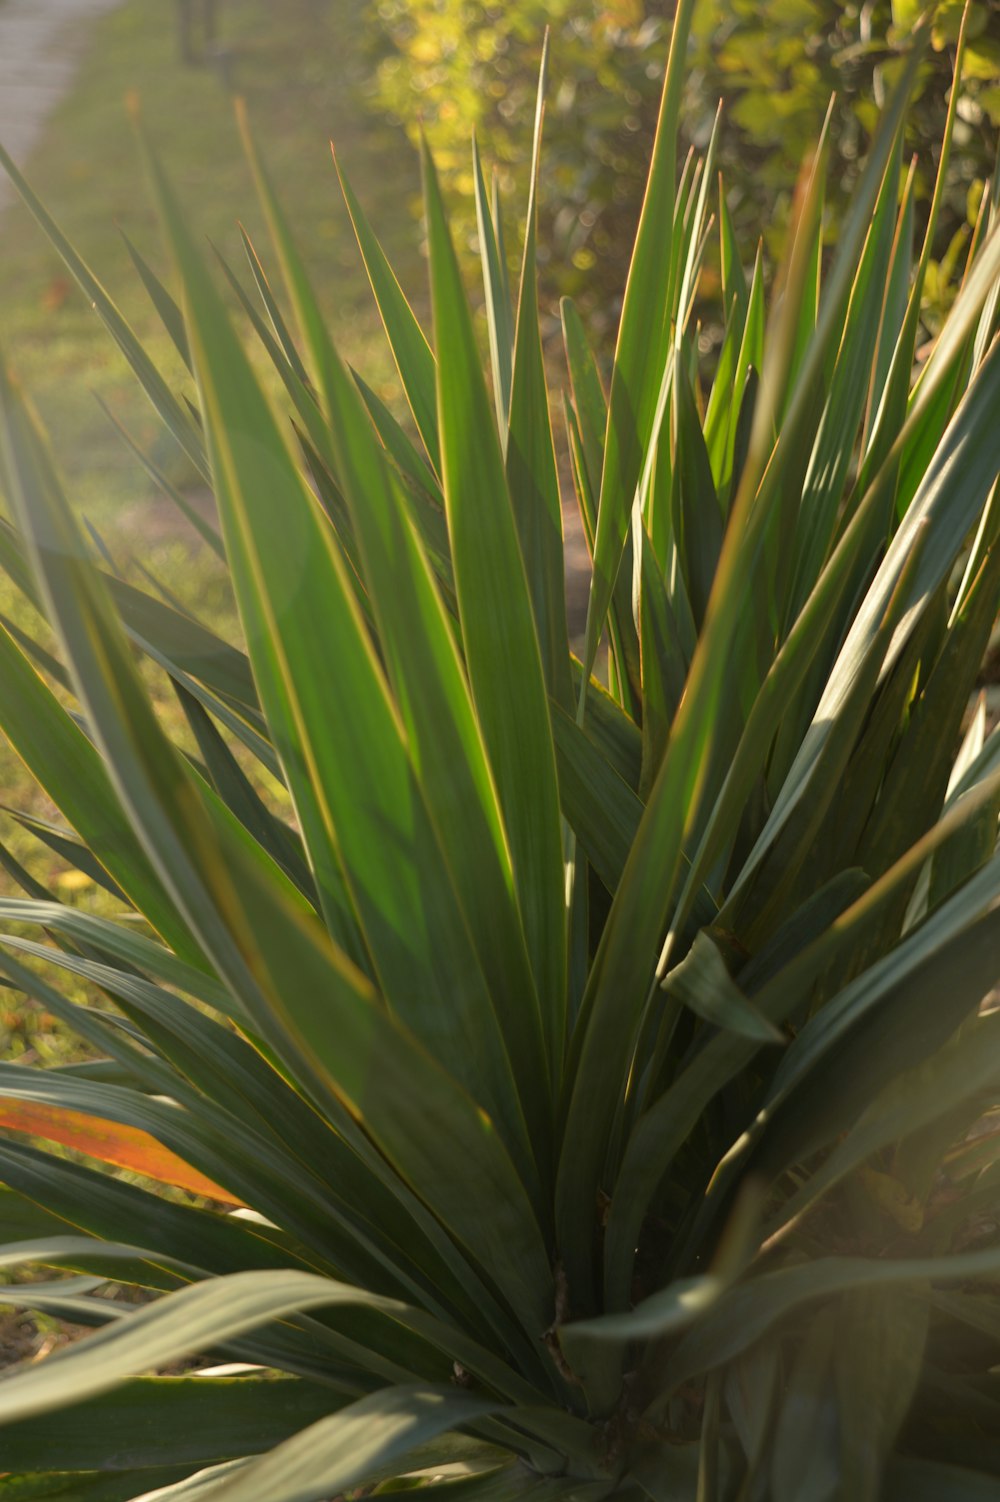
369,0,1000,332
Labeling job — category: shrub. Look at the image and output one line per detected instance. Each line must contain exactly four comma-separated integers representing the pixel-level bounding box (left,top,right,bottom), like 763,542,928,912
369,0,1000,316
0,4,999,1498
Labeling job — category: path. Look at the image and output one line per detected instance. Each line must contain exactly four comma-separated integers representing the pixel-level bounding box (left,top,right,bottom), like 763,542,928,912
0,0,123,208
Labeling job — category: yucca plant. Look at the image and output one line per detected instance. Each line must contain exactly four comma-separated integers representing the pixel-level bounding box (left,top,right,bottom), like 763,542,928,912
0,0,999,1496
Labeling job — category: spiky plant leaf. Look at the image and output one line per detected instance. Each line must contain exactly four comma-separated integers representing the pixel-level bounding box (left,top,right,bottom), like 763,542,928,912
0,12,998,1501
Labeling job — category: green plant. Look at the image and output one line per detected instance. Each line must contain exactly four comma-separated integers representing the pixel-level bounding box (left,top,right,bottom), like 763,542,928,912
0,2,999,1497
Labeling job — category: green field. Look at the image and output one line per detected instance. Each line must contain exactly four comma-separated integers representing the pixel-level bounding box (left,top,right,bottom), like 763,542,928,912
0,0,423,531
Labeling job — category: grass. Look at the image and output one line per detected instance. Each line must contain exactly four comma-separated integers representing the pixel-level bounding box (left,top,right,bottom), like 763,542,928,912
0,0,422,525
0,0,424,1041
0,3,423,600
